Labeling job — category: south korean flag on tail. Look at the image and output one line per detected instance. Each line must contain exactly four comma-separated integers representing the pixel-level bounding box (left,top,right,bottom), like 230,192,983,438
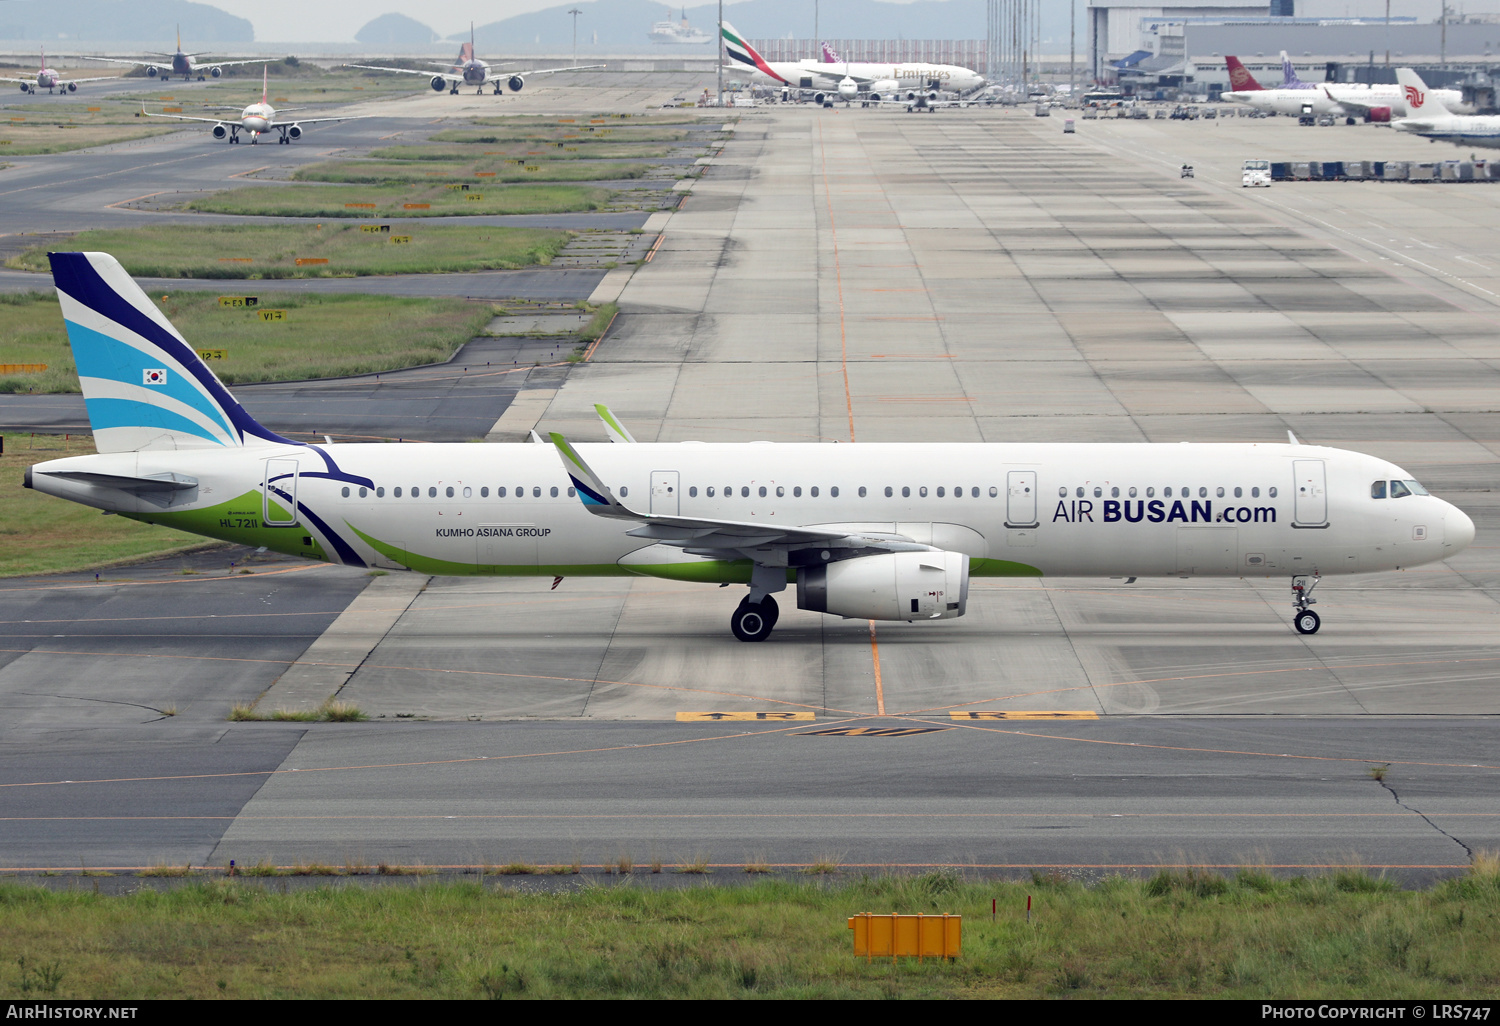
143,368,167,386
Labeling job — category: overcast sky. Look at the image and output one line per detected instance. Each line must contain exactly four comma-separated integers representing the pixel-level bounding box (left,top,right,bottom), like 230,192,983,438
207,1,1500,44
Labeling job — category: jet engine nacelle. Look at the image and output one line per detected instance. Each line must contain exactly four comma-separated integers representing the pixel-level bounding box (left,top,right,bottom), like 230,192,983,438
837,76,858,100
431,76,448,92
286,124,302,140
1366,106,1392,123
813,91,828,105
65,82,76,92
508,75,525,92
16,84,26,93
147,66,158,78
797,550,970,622
869,79,897,102
209,66,223,79
211,123,228,139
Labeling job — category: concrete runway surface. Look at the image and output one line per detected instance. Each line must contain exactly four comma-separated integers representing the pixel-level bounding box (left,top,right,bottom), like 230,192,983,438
3,97,1499,876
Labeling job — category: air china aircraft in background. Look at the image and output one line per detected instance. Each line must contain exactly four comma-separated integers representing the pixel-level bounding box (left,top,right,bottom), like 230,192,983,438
142,67,363,144
0,47,116,94
27,253,1475,642
347,26,602,95
1393,67,1500,149
80,29,273,82
722,22,985,107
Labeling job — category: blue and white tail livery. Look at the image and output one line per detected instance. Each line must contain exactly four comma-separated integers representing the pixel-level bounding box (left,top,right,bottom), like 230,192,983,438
50,252,293,453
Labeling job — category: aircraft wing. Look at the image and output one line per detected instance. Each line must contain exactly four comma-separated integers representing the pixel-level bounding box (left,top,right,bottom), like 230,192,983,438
346,63,458,85
492,63,607,75
550,432,929,560
139,106,230,125
270,115,368,127
78,57,172,72
0,74,122,85
1322,86,1388,116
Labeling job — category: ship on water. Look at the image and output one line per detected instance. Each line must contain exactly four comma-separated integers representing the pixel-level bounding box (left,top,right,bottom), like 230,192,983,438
650,7,711,44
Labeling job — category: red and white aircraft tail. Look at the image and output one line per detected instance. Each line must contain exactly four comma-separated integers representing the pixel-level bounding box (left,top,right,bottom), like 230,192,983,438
1225,56,1264,91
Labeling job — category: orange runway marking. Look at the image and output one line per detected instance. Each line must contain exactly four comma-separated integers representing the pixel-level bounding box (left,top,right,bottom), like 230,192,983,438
898,716,1500,773
226,166,270,179
0,719,856,791
869,621,886,715
896,654,1500,716
104,191,168,209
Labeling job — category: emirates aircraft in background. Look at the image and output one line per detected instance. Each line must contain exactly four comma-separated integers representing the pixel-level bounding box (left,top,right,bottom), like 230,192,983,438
142,66,363,144
1223,55,1473,120
348,25,602,96
80,29,274,82
0,47,116,94
721,22,985,106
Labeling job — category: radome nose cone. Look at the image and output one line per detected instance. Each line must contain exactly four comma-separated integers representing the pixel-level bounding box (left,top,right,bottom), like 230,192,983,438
1447,506,1476,551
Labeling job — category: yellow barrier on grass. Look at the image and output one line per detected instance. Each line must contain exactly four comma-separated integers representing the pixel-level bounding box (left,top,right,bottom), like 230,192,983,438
848,913,960,961
0,364,46,374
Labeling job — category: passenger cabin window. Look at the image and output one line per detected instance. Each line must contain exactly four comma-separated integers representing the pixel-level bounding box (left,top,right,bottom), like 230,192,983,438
1372,480,1387,499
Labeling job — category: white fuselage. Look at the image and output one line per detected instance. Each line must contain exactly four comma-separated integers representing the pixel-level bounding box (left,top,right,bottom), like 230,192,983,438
1224,83,1471,118
1394,113,1500,149
756,60,984,96
240,101,274,134
28,441,1472,583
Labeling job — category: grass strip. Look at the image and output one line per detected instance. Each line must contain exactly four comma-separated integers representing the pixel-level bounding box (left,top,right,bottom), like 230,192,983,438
183,183,609,219
0,865,1497,997
294,159,648,185
0,125,180,155
0,291,496,392
0,438,208,577
5,223,571,279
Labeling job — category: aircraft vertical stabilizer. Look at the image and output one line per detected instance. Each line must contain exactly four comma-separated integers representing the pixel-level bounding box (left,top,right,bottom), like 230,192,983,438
48,252,295,453
1225,56,1263,91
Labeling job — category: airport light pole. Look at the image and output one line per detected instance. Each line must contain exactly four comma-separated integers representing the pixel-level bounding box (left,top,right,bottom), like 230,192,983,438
717,0,723,106
569,8,582,66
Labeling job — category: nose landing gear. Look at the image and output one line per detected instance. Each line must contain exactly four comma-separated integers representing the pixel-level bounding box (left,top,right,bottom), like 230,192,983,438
1291,574,1321,634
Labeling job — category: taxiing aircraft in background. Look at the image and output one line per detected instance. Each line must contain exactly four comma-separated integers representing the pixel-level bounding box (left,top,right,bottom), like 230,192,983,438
141,66,362,144
80,29,274,82
25,253,1475,643
347,25,602,95
1393,67,1500,149
0,47,116,94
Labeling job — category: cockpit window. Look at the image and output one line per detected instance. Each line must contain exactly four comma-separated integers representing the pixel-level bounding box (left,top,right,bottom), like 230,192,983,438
1371,480,1386,499
1389,480,1411,499
1405,479,1429,496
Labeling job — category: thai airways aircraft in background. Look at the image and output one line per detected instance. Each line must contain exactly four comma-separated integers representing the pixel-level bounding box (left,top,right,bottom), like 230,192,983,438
1223,55,1473,120
722,22,985,107
1393,67,1500,149
0,47,116,94
80,29,274,81
141,67,363,144
25,252,1475,642
347,26,602,95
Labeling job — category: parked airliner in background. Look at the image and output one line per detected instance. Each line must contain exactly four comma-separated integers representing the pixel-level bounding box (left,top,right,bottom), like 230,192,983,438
347,27,602,95
0,47,115,94
26,253,1474,642
142,67,362,143
722,21,984,107
1393,67,1500,149
81,29,273,81
1223,56,1473,120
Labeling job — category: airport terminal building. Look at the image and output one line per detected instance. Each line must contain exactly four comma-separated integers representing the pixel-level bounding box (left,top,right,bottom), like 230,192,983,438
1089,0,1500,92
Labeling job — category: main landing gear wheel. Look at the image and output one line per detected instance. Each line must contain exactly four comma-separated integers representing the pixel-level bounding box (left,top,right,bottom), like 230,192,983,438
1294,610,1321,635
730,596,778,642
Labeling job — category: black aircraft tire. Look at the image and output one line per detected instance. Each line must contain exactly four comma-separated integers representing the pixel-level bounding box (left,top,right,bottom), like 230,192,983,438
1294,610,1321,635
730,597,777,642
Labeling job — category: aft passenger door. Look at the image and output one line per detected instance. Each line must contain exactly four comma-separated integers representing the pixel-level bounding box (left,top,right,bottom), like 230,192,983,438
1293,459,1328,526
262,458,299,526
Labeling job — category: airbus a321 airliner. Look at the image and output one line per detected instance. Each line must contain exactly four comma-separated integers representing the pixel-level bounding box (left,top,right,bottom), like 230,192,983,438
26,254,1475,642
